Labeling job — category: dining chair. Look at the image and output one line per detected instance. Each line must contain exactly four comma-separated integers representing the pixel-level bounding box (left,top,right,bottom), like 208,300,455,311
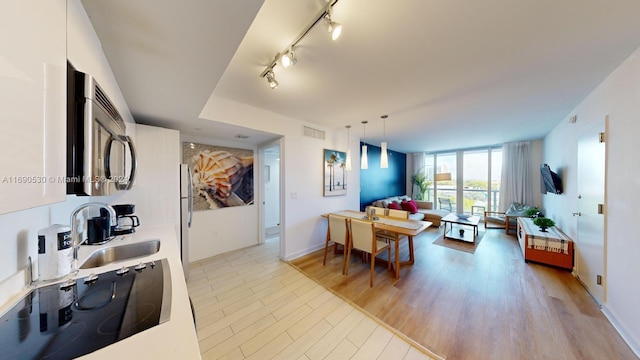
347,218,391,287
323,214,349,274
370,206,386,216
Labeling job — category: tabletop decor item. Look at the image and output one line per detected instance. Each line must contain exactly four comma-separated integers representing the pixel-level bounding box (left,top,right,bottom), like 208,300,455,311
533,217,555,232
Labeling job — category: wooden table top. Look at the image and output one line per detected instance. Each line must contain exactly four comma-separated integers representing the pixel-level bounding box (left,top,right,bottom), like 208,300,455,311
324,210,432,236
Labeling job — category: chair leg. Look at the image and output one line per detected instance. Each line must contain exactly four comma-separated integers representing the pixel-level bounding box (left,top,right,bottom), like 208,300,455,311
408,237,415,265
369,253,374,287
322,240,329,266
345,243,352,276
386,248,391,272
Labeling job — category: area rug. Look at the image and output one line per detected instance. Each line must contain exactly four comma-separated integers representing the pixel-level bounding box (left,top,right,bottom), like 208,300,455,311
432,232,484,254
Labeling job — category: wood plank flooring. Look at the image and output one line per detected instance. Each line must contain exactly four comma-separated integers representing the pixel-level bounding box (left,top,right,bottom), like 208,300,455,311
187,237,439,360
290,226,638,360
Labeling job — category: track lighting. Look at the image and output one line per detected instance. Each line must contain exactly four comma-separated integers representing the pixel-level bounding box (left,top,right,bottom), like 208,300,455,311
258,0,342,89
264,70,278,89
325,7,342,41
361,121,368,170
380,115,389,168
280,48,297,68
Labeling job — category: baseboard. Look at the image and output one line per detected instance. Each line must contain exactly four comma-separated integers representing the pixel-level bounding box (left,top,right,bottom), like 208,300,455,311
601,305,640,358
283,243,325,261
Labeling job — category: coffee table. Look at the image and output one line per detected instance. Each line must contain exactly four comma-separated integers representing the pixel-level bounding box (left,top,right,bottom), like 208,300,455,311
441,213,481,243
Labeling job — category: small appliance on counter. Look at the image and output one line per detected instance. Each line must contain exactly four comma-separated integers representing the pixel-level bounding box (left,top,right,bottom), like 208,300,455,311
86,215,113,245
37,225,72,281
108,204,140,235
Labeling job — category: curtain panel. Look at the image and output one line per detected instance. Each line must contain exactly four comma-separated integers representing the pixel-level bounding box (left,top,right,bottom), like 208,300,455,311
499,141,533,212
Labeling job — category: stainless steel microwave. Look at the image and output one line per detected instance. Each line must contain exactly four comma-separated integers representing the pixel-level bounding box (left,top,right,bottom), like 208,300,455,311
67,64,136,196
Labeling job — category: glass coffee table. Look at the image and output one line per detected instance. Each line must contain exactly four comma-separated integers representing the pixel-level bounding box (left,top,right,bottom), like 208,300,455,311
441,213,481,243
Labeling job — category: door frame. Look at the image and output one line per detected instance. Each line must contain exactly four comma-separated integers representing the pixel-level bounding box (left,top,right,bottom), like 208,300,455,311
258,138,285,260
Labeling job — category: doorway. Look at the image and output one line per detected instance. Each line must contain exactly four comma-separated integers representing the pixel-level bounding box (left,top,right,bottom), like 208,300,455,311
260,141,282,255
576,119,606,304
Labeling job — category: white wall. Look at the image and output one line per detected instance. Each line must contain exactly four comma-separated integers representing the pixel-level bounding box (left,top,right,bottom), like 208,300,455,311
543,46,640,355
0,0,135,307
199,96,360,260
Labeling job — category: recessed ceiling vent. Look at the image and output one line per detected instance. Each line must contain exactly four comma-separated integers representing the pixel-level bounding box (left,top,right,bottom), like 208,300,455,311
303,126,325,140
234,134,250,139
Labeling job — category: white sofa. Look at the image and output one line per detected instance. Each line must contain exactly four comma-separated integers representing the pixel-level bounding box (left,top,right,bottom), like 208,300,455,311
371,195,450,226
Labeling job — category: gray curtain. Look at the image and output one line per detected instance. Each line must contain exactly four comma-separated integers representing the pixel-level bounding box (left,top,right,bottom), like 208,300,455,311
499,141,533,212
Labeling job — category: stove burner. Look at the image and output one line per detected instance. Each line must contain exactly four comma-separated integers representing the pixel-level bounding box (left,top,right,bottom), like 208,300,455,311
0,258,170,360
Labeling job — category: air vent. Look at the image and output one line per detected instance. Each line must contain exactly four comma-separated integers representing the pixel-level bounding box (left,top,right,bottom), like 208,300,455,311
303,126,325,140
94,83,125,131
235,134,250,139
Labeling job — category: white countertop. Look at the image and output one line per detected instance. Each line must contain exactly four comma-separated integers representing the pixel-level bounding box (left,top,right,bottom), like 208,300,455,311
77,224,201,359
1,225,201,360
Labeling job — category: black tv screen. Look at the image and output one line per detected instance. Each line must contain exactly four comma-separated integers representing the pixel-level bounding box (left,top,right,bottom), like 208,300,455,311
541,164,562,194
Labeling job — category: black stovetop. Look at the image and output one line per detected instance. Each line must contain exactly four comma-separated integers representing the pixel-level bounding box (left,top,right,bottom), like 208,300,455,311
0,258,170,360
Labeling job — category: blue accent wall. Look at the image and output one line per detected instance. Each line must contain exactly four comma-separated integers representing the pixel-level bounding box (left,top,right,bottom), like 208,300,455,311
359,143,406,211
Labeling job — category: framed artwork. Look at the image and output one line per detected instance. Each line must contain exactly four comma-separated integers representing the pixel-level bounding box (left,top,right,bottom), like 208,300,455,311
183,142,254,210
323,149,347,197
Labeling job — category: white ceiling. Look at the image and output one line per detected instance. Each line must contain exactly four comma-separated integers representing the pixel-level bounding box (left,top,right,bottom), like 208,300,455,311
82,0,640,153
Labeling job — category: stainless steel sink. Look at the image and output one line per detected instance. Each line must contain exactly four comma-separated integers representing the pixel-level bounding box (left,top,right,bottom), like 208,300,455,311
80,240,161,269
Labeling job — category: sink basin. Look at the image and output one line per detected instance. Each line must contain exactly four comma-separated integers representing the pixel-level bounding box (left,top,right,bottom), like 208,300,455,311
80,239,161,269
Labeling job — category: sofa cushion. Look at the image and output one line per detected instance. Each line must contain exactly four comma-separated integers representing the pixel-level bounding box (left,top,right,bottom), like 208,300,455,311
388,201,401,210
401,200,418,214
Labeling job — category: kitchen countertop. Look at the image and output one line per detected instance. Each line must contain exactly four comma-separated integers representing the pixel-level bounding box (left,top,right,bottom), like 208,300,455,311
1,224,201,359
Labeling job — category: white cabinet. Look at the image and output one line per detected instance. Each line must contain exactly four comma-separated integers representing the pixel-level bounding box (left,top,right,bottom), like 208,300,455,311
0,0,67,214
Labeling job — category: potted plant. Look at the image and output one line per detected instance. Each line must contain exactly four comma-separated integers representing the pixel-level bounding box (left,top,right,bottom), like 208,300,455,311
525,208,539,218
533,217,555,232
412,172,431,201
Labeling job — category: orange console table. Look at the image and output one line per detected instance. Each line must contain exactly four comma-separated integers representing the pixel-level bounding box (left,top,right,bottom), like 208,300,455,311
516,217,574,270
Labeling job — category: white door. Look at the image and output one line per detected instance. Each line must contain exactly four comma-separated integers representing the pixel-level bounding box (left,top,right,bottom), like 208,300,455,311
576,120,606,304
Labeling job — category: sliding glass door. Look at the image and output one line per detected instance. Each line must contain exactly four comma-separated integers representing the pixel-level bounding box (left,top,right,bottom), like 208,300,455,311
462,149,488,215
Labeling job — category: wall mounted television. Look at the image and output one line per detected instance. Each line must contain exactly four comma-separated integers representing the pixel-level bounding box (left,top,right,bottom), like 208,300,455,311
540,164,563,194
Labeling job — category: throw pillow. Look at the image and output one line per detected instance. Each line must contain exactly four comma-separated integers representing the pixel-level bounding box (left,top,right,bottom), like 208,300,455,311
388,201,401,210
401,200,418,214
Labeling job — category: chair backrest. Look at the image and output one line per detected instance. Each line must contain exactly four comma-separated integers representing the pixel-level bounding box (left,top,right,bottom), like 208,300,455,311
349,218,375,254
370,206,386,216
438,198,452,211
387,208,409,219
328,214,348,246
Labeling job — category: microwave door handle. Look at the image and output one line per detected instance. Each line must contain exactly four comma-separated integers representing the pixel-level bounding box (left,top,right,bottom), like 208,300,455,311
123,135,137,190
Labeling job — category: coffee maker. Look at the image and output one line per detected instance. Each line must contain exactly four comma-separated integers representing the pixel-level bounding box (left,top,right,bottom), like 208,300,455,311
110,204,140,235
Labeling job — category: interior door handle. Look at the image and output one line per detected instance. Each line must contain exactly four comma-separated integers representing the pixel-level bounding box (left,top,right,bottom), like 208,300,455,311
572,212,582,216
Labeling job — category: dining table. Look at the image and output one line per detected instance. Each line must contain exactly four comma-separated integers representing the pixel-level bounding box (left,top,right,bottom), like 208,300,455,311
323,210,432,279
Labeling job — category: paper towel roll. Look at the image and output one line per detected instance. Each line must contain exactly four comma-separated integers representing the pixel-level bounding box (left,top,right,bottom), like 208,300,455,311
37,225,72,281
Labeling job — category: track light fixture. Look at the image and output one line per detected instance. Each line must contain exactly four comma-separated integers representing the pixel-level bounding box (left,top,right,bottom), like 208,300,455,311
258,0,342,89
380,115,389,168
264,70,278,90
324,7,342,41
280,48,297,68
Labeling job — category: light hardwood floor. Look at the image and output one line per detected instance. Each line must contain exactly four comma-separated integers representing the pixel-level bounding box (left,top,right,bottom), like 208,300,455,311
187,237,439,360
290,226,638,360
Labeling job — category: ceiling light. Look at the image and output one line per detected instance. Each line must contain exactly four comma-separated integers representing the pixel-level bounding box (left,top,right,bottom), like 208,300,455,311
280,48,297,68
361,121,368,170
380,115,389,168
258,0,342,88
325,8,342,40
264,70,279,89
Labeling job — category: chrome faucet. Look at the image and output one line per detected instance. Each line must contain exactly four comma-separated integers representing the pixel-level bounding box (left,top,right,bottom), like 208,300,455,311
70,202,117,270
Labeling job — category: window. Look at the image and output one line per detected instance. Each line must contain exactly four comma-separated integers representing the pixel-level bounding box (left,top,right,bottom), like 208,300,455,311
424,147,501,215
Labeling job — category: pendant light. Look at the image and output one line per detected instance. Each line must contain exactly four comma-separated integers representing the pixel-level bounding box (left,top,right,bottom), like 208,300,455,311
361,121,368,169
345,125,352,171
380,115,389,168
